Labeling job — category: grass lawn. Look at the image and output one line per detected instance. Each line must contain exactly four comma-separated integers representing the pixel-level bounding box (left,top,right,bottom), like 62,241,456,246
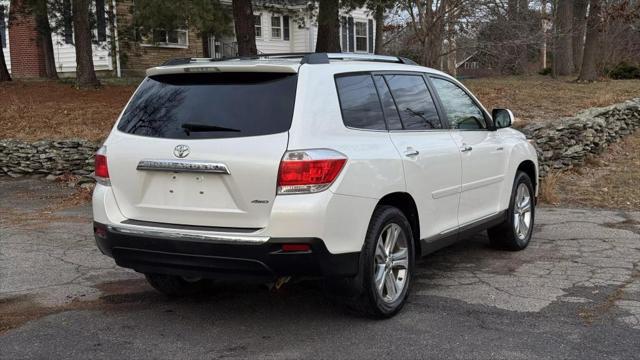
463,76,640,126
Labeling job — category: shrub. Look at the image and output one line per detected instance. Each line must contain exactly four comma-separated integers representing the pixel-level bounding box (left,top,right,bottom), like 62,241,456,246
538,67,552,76
607,62,640,79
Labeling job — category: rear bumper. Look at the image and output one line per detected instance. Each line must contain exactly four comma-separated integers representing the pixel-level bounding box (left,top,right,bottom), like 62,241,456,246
94,222,360,281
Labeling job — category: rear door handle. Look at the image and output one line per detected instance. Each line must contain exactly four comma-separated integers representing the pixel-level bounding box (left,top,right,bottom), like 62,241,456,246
404,148,419,157
461,145,473,153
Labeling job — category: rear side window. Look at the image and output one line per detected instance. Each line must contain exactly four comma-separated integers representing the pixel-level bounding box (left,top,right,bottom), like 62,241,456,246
117,72,297,139
335,74,386,130
384,74,441,130
373,75,403,130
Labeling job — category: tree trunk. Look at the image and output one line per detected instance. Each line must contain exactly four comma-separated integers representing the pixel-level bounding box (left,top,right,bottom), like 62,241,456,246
0,45,10,81
232,0,257,57
35,0,58,79
540,0,548,69
72,0,100,88
572,0,588,72
517,0,529,74
374,4,384,54
553,0,574,77
578,0,602,81
315,0,340,52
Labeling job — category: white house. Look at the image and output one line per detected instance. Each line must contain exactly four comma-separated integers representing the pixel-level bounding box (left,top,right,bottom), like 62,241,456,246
1,0,376,76
0,0,112,75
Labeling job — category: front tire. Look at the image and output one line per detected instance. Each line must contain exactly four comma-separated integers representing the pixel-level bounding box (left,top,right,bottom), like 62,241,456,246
350,205,415,318
488,171,535,251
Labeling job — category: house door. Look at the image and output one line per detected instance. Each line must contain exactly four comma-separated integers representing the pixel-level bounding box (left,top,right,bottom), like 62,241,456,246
209,36,223,59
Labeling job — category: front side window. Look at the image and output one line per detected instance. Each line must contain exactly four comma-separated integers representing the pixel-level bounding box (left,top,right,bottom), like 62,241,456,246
431,77,486,130
335,74,386,130
384,74,441,130
355,22,367,52
271,16,281,39
254,15,262,37
118,72,298,139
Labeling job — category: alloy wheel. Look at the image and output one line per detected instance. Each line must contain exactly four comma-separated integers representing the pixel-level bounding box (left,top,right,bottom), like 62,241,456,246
374,223,409,303
513,183,532,241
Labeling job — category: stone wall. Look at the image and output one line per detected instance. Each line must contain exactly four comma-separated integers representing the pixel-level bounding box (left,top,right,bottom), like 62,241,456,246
0,98,638,182
0,139,98,182
522,98,640,176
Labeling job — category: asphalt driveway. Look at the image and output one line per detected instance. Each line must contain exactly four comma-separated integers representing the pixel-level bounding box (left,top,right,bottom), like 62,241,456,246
1,179,639,359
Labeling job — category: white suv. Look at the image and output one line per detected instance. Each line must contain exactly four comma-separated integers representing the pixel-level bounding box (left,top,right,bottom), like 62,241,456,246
92,53,538,318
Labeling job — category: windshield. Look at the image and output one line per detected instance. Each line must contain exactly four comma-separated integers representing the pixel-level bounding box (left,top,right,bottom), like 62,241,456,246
117,72,298,139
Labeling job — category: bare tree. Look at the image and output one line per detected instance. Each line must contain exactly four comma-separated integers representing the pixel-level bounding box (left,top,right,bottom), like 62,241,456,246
72,0,100,88
400,0,471,68
553,0,574,77
232,0,257,56
316,0,341,52
578,0,602,81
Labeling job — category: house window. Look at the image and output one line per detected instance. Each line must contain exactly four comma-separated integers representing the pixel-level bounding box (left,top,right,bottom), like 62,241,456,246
95,0,107,42
144,29,189,48
0,5,6,49
283,15,290,41
63,0,73,44
355,22,367,52
254,14,262,37
271,16,281,39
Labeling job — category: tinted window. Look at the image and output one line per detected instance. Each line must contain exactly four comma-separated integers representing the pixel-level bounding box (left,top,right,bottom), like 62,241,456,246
335,74,386,130
431,77,486,130
117,72,297,139
373,75,403,130
384,75,441,130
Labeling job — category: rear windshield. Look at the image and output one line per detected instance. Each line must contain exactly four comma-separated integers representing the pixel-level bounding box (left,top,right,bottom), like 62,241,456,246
117,72,298,139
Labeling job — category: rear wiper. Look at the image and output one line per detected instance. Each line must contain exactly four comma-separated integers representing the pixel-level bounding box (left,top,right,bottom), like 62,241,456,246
181,122,241,133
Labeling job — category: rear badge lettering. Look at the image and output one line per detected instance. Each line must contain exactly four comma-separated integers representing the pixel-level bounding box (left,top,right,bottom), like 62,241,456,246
251,200,270,204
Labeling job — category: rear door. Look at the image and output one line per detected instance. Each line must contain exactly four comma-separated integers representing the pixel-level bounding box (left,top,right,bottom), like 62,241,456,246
106,71,298,229
378,73,462,239
429,76,508,226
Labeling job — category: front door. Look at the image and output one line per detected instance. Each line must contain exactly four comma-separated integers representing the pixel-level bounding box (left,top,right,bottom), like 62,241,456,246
430,76,507,227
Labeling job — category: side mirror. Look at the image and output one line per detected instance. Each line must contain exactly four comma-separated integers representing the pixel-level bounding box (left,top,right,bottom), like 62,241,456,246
492,108,514,129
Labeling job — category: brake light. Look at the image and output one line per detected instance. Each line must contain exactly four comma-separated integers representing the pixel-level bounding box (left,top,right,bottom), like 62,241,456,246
94,146,111,186
277,149,347,194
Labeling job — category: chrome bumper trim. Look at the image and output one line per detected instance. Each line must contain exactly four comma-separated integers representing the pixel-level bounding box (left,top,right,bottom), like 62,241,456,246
136,159,230,174
108,224,269,245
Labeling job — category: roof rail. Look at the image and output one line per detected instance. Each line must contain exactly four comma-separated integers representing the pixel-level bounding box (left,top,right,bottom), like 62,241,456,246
160,53,418,67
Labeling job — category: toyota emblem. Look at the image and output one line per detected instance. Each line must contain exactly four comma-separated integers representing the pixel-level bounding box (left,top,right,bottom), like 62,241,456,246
173,144,190,158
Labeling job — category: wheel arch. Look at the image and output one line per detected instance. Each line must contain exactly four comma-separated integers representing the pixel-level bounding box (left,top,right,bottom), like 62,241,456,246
517,160,537,194
376,192,421,256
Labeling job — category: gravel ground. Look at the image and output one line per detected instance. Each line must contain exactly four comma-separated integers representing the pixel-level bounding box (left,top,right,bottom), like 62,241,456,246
1,178,639,359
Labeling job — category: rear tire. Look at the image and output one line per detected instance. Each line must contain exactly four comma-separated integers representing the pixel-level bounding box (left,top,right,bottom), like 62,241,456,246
488,171,535,251
145,273,209,297
347,205,415,318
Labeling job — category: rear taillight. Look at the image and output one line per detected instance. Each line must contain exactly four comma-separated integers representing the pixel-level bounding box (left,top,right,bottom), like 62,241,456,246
277,149,347,195
94,146,111,186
